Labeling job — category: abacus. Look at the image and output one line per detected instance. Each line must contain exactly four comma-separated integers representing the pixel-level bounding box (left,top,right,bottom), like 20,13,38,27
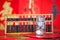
5,14,53,34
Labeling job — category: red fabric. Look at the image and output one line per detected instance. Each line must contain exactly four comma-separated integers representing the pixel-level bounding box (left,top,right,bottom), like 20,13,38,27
0,38,18,40
0,30,5,36
26,38,43,40
54,14,60,29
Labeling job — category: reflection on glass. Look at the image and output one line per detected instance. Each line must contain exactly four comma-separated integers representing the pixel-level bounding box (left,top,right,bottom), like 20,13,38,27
36,16,45,37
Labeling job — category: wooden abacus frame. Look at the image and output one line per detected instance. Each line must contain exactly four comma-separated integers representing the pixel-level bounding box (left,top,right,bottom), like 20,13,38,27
5,14,53,34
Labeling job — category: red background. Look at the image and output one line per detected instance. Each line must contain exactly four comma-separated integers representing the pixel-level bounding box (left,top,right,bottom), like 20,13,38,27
0,0,60,36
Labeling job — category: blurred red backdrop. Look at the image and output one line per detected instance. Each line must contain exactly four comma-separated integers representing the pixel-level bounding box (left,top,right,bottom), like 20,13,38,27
0,0,60,36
